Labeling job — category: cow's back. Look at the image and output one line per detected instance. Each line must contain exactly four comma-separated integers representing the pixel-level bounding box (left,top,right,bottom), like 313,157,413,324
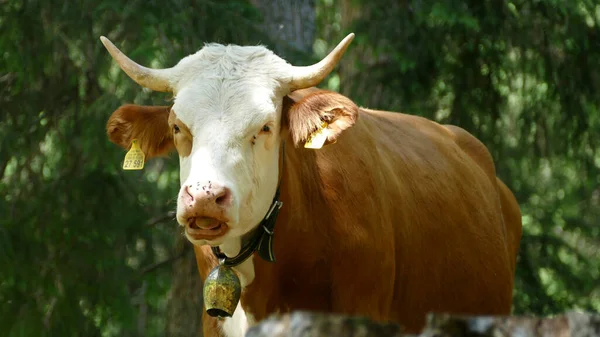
335,108,520,331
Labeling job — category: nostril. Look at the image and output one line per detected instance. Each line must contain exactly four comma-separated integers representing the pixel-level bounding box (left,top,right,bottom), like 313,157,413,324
183,185,194,204
215,187,232,206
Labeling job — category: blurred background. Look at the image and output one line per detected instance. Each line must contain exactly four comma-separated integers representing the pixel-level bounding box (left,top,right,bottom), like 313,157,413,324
1,0,599,336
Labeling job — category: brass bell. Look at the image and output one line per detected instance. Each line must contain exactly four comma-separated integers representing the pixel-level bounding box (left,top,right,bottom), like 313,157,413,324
203,264,241,318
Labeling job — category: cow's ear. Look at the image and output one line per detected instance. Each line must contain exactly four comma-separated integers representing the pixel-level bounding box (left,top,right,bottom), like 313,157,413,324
283,89,359,148
106,104,175,159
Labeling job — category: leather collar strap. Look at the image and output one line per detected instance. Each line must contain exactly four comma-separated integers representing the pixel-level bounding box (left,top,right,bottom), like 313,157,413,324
211,142,286,267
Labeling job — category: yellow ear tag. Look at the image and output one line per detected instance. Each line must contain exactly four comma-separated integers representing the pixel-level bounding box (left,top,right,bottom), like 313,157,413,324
304,121,329,149
122,139,145,170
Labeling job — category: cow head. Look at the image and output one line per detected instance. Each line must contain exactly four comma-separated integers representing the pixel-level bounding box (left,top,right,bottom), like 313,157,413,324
101,34,356,254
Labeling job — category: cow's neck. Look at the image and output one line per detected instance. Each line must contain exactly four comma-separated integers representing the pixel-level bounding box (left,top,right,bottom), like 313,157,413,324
241,139,335,313
216,204,280,287
218,138,328,316
220,239,256,287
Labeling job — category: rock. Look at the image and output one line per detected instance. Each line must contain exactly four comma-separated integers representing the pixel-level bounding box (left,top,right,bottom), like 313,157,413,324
245,311,600,337
245,311,405,337
421,311,600,337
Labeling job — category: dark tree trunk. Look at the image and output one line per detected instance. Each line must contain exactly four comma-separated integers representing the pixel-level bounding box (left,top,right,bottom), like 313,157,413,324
250,0,316,60
166,237,204,337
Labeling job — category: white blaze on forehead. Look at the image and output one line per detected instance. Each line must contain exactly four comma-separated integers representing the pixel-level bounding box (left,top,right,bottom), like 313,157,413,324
169,43,293,95
173,79,281,139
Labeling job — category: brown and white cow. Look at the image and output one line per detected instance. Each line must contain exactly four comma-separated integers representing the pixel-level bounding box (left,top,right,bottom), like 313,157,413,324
101,33,522,336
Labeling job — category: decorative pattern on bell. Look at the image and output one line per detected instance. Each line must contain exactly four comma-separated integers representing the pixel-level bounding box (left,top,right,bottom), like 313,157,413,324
203,264,242,318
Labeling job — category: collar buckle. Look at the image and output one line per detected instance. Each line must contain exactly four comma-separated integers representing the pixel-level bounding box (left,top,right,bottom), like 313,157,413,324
265,200,283,221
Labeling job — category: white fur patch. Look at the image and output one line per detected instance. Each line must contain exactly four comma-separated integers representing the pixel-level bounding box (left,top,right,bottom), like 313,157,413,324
220,302,249,337
246,311,257,327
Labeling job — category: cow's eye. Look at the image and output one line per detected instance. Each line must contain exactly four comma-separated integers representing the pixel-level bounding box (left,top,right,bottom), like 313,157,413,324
261,125,271,133
173,124,180,133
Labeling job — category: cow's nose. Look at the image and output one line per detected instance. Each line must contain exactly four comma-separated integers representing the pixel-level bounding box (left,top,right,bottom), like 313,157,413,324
182,181,232,210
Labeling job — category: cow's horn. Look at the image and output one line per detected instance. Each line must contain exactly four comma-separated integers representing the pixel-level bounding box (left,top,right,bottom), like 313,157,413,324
288,33,355,91
100,36,175,92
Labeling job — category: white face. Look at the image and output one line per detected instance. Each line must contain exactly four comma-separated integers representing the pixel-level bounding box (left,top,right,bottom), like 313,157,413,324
168,46,291,247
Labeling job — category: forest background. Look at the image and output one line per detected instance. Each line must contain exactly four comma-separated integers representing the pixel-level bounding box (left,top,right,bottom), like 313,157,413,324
1,0,599,336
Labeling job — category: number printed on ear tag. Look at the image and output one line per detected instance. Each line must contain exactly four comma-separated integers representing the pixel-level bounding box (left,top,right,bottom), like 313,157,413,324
123,139,145,170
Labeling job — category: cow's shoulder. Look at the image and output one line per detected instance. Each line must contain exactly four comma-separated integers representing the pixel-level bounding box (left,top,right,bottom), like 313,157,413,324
441,124,497,185
361,108,498,181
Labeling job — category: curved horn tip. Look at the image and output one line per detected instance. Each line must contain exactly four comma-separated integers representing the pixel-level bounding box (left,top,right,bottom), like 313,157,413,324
97,35,174,92
343,33,355,43
287,32,356,91
99,36,119,54
335,33,355,53
99,36,109,46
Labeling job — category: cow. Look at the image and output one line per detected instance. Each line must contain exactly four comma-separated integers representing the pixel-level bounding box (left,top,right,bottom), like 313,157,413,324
100,33,522,336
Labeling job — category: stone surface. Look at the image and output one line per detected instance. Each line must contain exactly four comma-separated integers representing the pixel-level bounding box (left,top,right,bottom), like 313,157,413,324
245,311,600,337
422,311,600,337
245,311,405,337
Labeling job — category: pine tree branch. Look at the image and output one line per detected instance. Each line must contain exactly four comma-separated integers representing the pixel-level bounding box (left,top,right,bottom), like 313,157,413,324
139,251,185,275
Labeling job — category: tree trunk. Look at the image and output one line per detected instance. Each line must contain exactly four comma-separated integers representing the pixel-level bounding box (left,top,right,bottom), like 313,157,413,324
250,0,316,60
166,236,204,337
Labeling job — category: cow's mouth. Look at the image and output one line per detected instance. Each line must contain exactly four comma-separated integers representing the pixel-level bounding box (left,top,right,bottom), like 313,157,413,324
185,217,229,240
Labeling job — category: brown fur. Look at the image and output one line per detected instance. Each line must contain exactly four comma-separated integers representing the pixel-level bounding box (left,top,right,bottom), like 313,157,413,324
496,177,523,274
106,104,173,158
105,88,522,335
168,110,193,157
